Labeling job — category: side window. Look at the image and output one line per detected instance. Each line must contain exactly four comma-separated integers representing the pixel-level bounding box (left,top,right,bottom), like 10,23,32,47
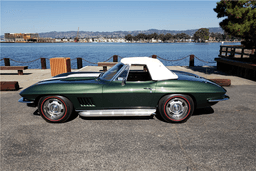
127,65,152,81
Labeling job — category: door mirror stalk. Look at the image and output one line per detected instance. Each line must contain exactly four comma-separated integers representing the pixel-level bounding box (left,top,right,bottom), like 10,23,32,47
121,79,126,86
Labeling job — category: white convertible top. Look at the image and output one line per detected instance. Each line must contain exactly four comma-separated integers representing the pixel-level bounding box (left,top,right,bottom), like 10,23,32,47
121,57,178,80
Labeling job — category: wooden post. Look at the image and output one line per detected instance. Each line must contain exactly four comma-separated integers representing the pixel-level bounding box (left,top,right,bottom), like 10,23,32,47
77,58,82,69
219,46,223,57
4,58,10,66
41,58,46,69
113,55,118,62
230,48,235,57
18,70,24,75
189,55,194,67
241,48,244,58
103,66,107,72
252,49,256,63
152,55,157,59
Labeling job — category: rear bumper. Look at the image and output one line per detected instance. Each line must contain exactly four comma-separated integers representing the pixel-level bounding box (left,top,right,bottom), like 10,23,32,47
208,95,229,102
18,97,34,104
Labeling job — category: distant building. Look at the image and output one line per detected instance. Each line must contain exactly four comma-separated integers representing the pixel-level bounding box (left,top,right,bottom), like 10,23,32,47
55,39,62,42
4,33,39,42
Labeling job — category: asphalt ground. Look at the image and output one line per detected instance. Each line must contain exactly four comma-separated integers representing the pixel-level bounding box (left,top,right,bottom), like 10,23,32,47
1,85,256,171
1,66,256,170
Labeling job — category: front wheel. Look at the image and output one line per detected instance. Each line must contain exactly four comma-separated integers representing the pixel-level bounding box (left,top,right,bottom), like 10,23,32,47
38,96,73,123
158,94,194,123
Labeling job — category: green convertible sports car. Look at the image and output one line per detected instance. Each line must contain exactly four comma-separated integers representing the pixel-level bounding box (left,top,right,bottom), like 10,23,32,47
19,57,229,123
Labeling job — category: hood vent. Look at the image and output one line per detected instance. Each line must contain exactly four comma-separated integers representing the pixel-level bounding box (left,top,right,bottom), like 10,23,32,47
77,97,95,107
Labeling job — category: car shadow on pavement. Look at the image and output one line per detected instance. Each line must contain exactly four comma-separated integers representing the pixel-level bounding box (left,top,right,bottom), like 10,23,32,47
32,108,214,123
154,107,215,123
193,107,214,116
32,109,79,123
0,73,32,75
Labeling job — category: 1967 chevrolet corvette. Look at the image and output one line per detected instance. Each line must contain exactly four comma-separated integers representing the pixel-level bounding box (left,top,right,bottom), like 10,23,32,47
19,57,229,123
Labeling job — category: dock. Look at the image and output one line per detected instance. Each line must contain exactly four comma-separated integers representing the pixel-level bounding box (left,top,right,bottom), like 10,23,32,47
1,65,255,91
1,65,256,170
215,45,256,81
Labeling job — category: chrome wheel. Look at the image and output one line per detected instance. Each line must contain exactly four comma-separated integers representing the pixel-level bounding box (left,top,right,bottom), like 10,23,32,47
165,98,188,120
42,98,65,120
39,96,73,123
159,94,194,123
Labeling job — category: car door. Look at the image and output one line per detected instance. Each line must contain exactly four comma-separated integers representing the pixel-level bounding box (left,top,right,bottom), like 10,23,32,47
102,65,157,109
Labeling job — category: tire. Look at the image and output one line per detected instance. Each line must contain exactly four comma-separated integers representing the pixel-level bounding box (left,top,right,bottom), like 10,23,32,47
158,94,194,123
38,96,73,123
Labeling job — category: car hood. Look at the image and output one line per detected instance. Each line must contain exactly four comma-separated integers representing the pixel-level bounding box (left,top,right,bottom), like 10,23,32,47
20,72,105,96
43,71,101,82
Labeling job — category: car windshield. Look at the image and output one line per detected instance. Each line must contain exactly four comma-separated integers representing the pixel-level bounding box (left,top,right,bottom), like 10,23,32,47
100,63,124,81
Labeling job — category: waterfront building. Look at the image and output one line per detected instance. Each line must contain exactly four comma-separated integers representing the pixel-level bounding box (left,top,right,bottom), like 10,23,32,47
4,33,39,42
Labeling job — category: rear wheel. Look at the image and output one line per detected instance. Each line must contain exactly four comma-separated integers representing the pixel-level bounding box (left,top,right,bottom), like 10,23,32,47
158,94,194,123
38,96,73,123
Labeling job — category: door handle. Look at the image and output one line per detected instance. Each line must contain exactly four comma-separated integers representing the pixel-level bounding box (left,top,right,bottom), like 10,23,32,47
144,88,152,90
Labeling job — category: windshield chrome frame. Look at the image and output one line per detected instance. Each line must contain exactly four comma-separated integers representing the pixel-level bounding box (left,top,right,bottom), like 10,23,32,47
111,64,130,82
99,63,128,82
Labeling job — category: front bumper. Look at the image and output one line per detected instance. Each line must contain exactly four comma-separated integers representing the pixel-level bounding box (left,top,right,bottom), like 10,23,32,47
208,95,229,102
18,97,34,104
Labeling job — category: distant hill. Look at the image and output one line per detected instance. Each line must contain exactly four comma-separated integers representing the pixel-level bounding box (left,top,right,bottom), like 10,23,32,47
1,27,223,39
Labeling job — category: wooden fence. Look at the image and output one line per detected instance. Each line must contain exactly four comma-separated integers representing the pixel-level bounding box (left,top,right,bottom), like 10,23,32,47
219,45,255,59
215,45,256,81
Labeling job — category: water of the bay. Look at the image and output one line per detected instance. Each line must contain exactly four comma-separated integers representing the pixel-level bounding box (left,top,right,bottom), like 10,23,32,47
0,42,240,69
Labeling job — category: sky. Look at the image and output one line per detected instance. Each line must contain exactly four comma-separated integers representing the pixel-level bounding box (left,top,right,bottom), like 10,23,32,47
0,0,222,35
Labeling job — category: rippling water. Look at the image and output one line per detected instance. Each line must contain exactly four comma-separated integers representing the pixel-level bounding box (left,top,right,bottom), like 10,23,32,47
0,42,240,69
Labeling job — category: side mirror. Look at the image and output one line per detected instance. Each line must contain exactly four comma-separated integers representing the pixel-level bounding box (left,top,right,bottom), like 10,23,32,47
121,79,126,86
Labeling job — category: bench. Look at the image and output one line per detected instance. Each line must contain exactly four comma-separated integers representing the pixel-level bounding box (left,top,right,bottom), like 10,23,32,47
98,62,118,66
0,66,28,75
0,81,20,91
98,62,118,72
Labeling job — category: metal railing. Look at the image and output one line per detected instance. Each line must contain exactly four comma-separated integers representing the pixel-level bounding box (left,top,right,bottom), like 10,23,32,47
0,54,216,69
219,45,255,59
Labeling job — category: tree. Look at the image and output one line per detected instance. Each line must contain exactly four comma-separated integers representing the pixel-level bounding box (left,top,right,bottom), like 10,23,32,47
158,34,165,41
193,28,210,42
125,34,133,41
136,33,147,41
164,33,173,42
214,0,256,48
148,33,158,40
176,33,190,41
215,33,224,41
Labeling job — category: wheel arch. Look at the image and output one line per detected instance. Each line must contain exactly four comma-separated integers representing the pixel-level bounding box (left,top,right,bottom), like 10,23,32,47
34,94,73,107
156,93,197,109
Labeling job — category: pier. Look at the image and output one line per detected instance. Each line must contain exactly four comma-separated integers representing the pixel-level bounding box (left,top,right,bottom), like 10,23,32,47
1,53,256,171
215,45,256,81
1,64,256,171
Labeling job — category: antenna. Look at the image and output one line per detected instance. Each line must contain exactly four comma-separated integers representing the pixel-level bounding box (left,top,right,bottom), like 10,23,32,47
75,27,79,42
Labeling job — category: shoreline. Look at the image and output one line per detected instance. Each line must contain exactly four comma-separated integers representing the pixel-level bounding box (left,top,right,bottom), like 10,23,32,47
0,41,241,44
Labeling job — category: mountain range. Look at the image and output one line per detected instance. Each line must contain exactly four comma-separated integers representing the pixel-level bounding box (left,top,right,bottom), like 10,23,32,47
1,27,223,39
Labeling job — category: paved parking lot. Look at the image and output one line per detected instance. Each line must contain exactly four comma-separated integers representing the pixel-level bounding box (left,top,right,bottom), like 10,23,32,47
1,85,256,171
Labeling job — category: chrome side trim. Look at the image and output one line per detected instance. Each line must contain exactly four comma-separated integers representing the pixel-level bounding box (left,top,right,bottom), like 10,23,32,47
77,109,156,117
18,97,34,104
208,95,229,102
